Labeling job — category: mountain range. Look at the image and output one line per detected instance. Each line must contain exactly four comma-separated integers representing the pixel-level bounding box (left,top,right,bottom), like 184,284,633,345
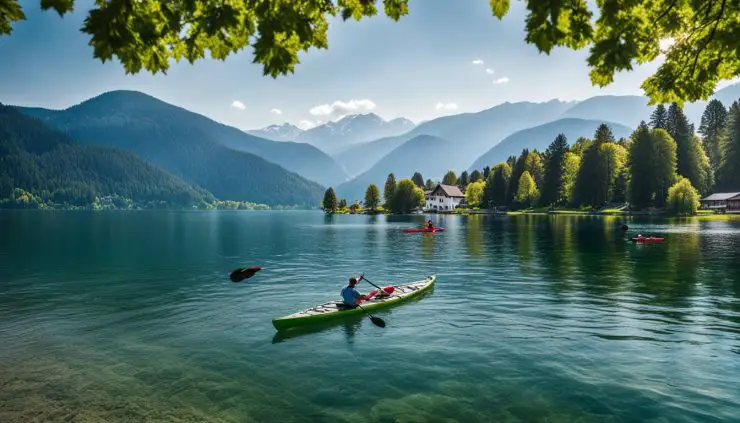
4,82,738,208
11,92,329,207
247,113,416,155
1,103,215,208
18,91,349,188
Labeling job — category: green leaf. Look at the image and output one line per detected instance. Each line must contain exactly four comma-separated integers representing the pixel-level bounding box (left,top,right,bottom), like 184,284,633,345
0,0,27,35
489,0,509,19
40,0,74,16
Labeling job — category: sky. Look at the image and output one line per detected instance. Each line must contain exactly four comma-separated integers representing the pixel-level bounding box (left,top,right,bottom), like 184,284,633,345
0,0,737,131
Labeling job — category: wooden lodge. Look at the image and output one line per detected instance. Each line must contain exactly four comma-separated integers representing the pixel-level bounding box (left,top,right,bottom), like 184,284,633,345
699,192,740,214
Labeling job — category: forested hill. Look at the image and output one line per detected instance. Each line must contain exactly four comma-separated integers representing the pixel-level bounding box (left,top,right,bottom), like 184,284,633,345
0,104,216,209
13,93,327,207
16,90,348,186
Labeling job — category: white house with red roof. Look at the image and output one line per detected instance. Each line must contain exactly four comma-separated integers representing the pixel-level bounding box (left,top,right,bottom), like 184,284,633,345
425,184,465,211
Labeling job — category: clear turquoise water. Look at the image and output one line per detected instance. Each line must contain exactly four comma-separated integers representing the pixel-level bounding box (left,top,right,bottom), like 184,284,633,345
1,211,739,423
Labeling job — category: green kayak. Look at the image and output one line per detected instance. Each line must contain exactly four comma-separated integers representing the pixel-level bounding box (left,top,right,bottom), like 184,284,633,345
272,275,436,331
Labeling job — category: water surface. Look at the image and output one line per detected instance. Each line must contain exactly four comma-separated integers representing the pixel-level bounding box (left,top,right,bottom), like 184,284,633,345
1,211,739,423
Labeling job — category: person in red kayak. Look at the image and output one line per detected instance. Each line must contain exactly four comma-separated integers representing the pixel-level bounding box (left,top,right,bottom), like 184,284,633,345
426,219,434,230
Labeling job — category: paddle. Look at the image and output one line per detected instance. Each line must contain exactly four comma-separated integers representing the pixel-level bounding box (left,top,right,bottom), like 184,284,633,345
359,274,395,295
230,266,262,282
356,303,386,328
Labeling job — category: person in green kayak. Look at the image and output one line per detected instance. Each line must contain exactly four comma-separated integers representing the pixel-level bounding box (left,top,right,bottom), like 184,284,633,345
341,276,388,309
340,277,365,308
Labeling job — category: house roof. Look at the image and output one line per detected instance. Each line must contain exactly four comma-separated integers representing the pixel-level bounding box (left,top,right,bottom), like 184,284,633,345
431,184,464,198
700,192,740,201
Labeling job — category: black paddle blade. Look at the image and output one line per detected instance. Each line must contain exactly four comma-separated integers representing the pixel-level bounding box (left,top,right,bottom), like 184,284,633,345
370,316,386,328
230,267,261,282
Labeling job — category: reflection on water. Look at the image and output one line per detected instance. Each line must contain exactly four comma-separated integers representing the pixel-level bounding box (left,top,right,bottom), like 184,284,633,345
1,211,739,423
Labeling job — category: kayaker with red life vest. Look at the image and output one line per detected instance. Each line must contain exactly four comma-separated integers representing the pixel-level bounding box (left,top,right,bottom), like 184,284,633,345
427,220,434,230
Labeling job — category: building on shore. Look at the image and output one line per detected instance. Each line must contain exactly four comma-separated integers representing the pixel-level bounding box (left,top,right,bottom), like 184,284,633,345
699,192,740,213
424,184,464,212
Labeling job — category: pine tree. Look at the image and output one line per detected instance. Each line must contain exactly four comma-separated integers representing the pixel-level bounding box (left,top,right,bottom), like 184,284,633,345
698,99,728,169
541,134,569,205
483,166,491,180
649,104,668,130
667,102,702,188
425,179,435,190
717,101,740,190
627,122,655,208
411,172,425,188
339,197,347,209
442,170,457,185
628,126,678,208
594,123,616,144
322,187,338,212
469,169,482,183
573,125,627,208
484,162,511,207
364,184,380,211
507,149,529,206
383,173,396,209
458,171,469,188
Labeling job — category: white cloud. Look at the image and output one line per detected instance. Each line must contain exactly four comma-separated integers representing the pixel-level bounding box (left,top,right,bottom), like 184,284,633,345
309,99,376,118
297,120,318,130
492,77,510,84
485,68,495,75
270,108,282,115
435,102,458,111
472,59,484,65
231,100,246,110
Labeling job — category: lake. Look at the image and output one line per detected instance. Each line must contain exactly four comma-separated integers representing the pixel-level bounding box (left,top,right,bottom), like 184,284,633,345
1,211,739,423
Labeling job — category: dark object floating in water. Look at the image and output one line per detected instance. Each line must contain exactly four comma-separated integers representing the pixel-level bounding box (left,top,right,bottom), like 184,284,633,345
230,267,262,282
621,224,629,231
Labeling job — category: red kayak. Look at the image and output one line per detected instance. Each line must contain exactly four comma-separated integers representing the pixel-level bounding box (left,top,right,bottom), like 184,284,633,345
404,227,445,233
631,236,665,243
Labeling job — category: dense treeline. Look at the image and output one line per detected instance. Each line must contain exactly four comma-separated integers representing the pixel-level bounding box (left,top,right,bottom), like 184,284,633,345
460,98,739,214
346,98,740,215
322,173,424,214
0,105,223,209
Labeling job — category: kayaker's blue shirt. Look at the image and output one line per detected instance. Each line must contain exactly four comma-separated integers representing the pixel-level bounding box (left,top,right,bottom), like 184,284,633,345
341,286,363,306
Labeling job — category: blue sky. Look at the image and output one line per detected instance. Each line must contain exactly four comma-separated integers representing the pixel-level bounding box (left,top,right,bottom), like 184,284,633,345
0,0,735,131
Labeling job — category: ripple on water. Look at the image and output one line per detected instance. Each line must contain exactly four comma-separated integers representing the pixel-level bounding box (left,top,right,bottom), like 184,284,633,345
1,211,739,423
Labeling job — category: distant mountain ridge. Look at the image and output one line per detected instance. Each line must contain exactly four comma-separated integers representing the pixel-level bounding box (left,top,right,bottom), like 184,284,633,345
334,99,574,179
13,91,327,206
19,90,348,187
248,113,416,154
246,123,303,141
